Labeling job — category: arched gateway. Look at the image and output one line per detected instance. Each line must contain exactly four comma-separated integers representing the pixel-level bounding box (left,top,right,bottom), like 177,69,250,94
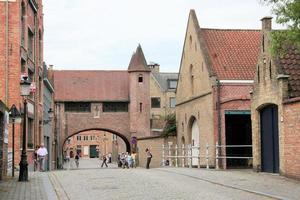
51,45,151,167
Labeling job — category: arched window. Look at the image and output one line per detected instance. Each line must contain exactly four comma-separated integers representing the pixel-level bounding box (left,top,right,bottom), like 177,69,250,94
189,35,192,48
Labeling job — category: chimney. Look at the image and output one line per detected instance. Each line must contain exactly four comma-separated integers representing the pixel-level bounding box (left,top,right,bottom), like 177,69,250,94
49,64,54,70
261,16,272,31
148,62,160,73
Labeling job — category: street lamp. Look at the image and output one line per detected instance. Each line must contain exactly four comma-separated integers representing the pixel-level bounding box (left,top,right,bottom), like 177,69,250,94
19,78,31,182
9,105,21,177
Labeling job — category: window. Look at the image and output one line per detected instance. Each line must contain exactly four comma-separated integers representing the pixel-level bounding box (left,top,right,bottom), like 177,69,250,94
39,30,42,65
65,102,91,112
168,79,177,89
190,64,194,94
39,77,42,102
103,102,128,112
28,29,34,59
28,69,34,100
67,139,71,144
170,97,176,108
77,136,81,141
27,118,34,149
84,136,88,141
21,3,26,47
138,74,143,83
139,103,143,112
151,97,161,108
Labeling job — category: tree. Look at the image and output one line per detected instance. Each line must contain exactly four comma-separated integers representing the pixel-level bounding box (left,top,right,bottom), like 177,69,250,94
262,0,300,54
162,114,177,137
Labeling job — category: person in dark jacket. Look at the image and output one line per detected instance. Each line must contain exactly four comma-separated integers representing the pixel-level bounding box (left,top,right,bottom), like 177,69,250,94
145,148,152,169
101,154,108,168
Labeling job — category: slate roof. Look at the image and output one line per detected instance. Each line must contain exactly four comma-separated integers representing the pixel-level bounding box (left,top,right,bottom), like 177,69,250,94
277,47,300,98
53,70,129,102
128,45,151,72
201,28,261,80
152,73,179,92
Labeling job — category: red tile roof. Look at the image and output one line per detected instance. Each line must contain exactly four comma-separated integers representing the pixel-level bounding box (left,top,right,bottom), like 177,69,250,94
201,29,261,80
53,70,129,102
278,47,300,98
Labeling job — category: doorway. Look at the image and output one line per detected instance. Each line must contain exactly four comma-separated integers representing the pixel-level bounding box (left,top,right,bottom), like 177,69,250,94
260,105,279,173
191,119,199,166
225,111,252,168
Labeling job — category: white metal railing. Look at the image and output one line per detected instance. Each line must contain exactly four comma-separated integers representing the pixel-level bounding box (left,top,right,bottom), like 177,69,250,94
162,143,252,169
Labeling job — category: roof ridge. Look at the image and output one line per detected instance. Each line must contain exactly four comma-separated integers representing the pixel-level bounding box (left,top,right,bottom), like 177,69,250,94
201,28,260,31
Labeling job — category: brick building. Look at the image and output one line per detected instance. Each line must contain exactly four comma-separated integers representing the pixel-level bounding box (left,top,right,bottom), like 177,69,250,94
176,10,261,168
53,45,151,167
0,0,44,170
251,17,300,179
149,63,178,132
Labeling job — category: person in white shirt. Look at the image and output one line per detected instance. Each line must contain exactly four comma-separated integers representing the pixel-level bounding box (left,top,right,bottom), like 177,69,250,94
37,143,48,171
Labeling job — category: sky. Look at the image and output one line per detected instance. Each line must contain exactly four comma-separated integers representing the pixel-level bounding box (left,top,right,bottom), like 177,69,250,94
43,0,282,72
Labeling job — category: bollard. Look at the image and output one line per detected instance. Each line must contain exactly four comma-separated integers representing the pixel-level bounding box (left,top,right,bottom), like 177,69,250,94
175,144,178,167
216,142,219,170
182,144,185,167
162,144,165,167
169,143,172,167
206,143,209,169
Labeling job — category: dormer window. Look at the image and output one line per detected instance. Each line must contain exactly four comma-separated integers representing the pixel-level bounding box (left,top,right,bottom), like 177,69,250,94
138,74,143,83
168,79,177,89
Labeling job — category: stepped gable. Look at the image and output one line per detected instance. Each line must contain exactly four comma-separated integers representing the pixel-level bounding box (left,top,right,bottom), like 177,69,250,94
128,45,151,72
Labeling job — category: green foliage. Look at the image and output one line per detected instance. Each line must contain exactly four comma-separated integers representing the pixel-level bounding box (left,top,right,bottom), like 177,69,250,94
162,114,177,137
263,0,300,54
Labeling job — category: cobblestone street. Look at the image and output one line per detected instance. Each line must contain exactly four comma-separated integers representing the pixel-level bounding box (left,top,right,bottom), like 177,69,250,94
1,158,300,200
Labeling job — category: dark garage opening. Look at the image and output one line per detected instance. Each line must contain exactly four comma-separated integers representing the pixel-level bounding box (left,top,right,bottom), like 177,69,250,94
225,112,252,168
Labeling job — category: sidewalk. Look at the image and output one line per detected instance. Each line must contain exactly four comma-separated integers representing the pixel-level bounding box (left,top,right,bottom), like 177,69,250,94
0,172,57,200
158,167,300,200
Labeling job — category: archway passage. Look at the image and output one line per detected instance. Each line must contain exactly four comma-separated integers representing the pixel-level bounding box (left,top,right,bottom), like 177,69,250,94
63,129,130,163
225,112,252,168
260,105,279,173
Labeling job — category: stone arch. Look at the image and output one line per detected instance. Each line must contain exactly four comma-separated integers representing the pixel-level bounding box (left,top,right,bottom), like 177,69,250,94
62,128,131,157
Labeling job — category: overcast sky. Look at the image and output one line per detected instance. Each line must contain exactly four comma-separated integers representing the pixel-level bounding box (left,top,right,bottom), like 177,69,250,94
43,0,282,72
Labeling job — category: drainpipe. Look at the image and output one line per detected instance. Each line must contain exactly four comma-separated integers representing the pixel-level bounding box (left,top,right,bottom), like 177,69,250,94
5,0,9,105
216,79,221,169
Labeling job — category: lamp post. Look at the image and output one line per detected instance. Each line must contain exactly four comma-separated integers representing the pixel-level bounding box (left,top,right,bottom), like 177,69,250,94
19,78,31,182
9,105,21,177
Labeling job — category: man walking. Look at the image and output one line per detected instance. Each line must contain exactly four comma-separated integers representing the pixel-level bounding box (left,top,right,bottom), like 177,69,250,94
37,143,48,171
101,154,108,168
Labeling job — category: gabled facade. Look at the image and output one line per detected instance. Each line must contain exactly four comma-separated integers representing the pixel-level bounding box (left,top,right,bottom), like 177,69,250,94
251,17,300,179
176,10,260,168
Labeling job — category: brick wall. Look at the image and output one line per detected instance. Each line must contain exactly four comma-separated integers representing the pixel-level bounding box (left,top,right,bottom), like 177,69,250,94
137,136,176,168
283,101,300,179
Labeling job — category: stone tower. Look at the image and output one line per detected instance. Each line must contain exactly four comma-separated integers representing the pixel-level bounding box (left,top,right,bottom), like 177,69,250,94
128,45,151,138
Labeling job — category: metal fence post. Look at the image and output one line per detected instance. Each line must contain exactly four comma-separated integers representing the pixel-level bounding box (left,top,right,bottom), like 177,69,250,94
175,144,178,167
189,144,192,168
162,144,165,166
216,142,219,170
198,146,201,168
182,144,185,167
206,143,209,169
168,143,172,167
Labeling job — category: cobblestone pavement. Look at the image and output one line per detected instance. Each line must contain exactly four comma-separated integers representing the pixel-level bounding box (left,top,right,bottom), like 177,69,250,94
0,172,57,200
1,159,300,200
49,159,300,200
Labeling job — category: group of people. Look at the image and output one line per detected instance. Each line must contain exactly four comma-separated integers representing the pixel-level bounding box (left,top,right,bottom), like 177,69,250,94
64,150,80,169
117,152,137,169
33,143,48,172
